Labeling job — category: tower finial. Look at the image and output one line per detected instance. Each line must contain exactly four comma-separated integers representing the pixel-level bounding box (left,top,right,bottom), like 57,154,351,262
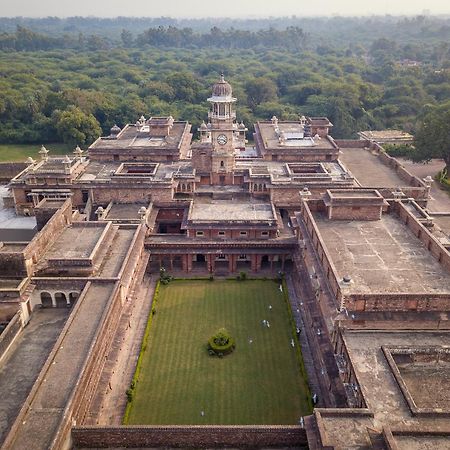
220,73,225,82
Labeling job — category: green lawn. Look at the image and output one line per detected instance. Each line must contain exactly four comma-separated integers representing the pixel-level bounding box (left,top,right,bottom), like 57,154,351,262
125,279,311,425
0,143,74,162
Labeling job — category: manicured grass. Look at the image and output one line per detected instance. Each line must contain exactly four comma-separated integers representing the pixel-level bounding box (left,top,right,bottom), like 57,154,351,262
0,143,74,162
125,279,311,425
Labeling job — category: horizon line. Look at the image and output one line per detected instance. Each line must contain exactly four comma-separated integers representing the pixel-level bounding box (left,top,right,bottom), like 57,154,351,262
1,13,450,20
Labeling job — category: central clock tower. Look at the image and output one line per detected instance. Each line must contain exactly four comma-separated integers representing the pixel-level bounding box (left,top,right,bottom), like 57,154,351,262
207,75,237,185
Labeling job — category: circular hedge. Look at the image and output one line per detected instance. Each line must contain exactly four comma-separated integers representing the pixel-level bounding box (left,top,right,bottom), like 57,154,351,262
207,328,235,357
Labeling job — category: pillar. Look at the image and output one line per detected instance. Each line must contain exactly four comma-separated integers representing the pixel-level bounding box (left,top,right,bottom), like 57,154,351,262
251,254,258,272
170,254,174,271
187,254,193,272
228,254,234,273
51,293,56,308
208,254,215,273
270,256,273,272
256,255,262,272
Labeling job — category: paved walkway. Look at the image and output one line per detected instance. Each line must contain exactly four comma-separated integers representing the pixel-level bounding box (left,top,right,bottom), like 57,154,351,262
0,308,69,446
293,222,348,408
398,158,450,212
285,275,322,406
85,265,155,425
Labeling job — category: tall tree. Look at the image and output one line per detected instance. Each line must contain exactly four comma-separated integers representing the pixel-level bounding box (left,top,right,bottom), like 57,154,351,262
55,106,101,146
413,102,450,172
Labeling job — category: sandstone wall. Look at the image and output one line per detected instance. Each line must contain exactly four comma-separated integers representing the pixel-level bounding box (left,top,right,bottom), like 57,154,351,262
71,425,307,448
0,162,28,182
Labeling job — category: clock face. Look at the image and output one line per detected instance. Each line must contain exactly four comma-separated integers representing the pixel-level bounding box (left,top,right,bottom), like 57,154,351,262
217,134,228,145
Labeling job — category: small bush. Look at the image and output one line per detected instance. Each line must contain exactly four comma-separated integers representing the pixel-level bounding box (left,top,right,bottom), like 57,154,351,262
126,388,134,402
207,327,236,356
383,143,414,158
238,271,247,281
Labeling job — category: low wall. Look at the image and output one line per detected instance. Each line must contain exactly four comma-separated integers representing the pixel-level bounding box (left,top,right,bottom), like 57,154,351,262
345,293,450,312
23,198,72,269
341,201,450,312
0,311,22,363
0,162,28,182
371,143,427,190
396,201,450,274
335,139,370,148
71,425,307,448
300,202,342,305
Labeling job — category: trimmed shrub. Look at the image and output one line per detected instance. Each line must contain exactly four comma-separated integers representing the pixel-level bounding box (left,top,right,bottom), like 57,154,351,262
237,271,247,281
207,328,235,356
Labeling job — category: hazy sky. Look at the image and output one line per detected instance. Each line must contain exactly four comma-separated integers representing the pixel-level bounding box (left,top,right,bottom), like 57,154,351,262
2,0,450,18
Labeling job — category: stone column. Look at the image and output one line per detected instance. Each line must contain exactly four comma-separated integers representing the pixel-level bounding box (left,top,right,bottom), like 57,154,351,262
170,255,174,271
209,255,215,273
51,293,56,308
251,254,258,272
182,254,188,272
256,255,262,272
187,254,193,272
228,254,234,273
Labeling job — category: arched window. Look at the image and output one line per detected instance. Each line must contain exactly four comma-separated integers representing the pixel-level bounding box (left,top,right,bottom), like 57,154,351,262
40,292,52,308
69,292,79,306
54,292,67,308
220,161,224,168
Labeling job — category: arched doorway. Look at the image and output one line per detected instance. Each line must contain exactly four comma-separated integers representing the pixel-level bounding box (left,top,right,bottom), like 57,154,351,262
69,292,79,306
54,292,67,308
41,292,53,308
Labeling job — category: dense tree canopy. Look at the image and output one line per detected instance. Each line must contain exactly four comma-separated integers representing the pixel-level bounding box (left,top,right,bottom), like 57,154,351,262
413,102,450,171
0,16,448,147
55,107,102,146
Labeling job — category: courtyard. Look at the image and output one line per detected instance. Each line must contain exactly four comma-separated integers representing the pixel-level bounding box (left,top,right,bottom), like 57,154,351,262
125,279,311,425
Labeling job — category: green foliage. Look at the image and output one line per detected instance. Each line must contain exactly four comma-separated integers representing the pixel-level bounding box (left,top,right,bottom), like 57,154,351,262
0,17,449,145
207,327,236,357
125,280,311,425
55,106,101,146
237,271,247,281
123,280,160,423
413,101,450,170
383,143,414,158
159,267,173,285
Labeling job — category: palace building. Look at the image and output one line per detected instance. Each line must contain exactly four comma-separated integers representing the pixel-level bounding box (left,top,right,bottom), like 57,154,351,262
0,75,449,449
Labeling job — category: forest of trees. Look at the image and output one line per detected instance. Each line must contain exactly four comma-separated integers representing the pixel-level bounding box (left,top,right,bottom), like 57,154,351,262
0,16,449,146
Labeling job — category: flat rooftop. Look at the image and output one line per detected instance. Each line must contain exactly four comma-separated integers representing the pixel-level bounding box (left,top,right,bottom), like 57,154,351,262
358,130,413,142
90,122,189,150
188,199,276,224
257,121,334,149
0,309,69,446
340,147,407,187
314,212,450,294
319,329,450,448
5,282,116,450
77,160,193,183
0,186,37,239
104,203,147,221
44,223,106,260
393,434,450,450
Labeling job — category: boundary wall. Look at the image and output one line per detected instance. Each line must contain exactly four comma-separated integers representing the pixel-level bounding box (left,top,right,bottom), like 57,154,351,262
71,425,307,448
